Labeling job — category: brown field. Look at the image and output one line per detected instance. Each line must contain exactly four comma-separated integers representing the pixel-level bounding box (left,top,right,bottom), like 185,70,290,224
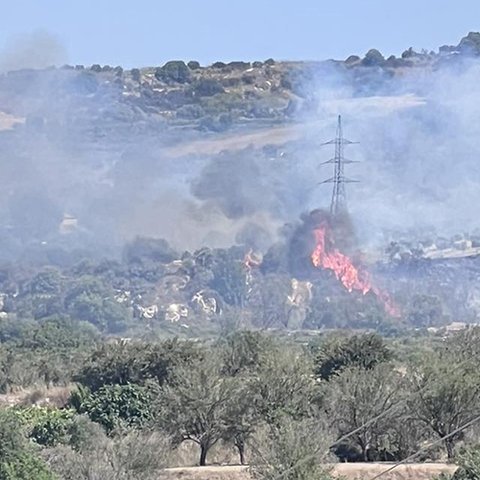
164,463,457,480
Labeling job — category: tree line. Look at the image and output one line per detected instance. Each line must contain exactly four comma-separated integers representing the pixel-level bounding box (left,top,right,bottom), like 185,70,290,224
2,329,480,478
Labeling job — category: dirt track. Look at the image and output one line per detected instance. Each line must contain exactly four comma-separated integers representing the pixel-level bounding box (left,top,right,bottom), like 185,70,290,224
164,463,457,480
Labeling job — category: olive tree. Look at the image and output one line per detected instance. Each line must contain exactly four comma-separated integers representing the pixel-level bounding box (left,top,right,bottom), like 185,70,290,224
250,416,333,480
325,364,404,461
155,356,241,466
407,354,480,459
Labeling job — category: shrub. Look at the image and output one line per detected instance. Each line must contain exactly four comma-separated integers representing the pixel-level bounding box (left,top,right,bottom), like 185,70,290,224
192,78,225,97
362,49,385,66
0,452,56,480
187,60,201,70
73,384,153,433
155,61,190,83
131,68,141,82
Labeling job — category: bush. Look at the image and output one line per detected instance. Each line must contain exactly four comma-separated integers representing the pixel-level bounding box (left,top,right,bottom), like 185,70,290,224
0,452,56,480
187,60,201,70
192,78,225,97
73,384,153,433
12,406,75,447
313,333,392,380
250,417,333,480
362,49,385,66
74,339,201,392
131,68,141,82
453,444,480,479
155,61,190,83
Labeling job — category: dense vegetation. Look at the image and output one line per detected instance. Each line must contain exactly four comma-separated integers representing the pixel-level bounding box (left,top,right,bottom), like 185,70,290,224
1,326,480,478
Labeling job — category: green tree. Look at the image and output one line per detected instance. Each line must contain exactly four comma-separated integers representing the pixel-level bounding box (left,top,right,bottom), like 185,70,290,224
156,357,239,466
250,416,333,480
73,384,152,433
325,364,404,461
218,330,268,377
313,333,392,381
154,61,190,83
0,453,56,480
454,443,480,480
0,409,55,480
75,339,201,392
12,407,75,447
407,354,480,459
253,344,318,424
65,276,131,332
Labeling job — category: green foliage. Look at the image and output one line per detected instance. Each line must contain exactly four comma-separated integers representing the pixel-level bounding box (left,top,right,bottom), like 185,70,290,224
325,364,404,461
44,431,169,480
407,353,480,459
130,68,141,82
407,294,449,327
155,61,190,83
454,444,480,480
0,409,27,462
250,417,333,480
192,78,224,97
74,384,152,433
0,452,57,480
218,330,268,376
20,316,99,349
12,407,75,447
64,276,132,332
187,60,201,70
25,269,63,296
313,333,392,380
458,32,480,55
253,344,318,423
75,339,201,391
0,409,56,480
156,356,241,465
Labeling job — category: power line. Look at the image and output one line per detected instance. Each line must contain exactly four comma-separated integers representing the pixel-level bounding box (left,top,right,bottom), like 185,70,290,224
366,414,480,480
267,402,403,480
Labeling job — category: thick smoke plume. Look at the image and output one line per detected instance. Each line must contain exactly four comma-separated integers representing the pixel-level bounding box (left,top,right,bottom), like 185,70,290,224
1,39,480,264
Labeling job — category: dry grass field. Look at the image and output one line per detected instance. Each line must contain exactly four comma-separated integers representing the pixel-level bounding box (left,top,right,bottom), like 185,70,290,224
164,463,457,480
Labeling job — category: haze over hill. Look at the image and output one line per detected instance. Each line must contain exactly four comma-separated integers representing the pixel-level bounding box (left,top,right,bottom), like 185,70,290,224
1,32,480,263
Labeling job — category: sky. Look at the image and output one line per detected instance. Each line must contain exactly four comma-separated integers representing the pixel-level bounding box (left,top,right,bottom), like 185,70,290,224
0,0,480,68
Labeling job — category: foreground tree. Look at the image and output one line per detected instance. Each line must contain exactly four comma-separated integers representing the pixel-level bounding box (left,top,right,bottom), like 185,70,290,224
250,416,333,480
253,344,318,424
313,333,392,381
0,409,55,480
325,364,404,461
156,356,240,466
407,353,480,459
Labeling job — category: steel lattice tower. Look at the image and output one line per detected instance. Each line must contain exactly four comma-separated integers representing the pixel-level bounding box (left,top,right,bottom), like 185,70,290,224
320,115,359,217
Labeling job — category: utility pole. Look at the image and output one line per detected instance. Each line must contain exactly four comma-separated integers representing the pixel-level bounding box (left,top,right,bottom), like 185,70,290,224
320,115,359,217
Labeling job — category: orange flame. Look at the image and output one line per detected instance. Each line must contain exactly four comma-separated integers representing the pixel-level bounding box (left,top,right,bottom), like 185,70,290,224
311,226,399,317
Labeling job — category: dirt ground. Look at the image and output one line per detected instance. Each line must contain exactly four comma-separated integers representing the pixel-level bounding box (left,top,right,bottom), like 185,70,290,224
164,462,457,480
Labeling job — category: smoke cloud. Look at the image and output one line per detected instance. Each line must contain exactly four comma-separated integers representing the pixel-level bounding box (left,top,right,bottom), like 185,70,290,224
0,31,67,72
1,40,480,264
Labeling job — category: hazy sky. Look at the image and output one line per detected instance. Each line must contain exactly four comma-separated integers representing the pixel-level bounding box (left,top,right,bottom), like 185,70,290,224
1,0,480,67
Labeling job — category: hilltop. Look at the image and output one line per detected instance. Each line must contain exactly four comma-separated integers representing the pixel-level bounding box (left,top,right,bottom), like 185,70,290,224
0,31,479,143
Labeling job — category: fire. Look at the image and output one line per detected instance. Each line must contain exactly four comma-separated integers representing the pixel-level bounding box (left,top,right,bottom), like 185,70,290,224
311,225,399,316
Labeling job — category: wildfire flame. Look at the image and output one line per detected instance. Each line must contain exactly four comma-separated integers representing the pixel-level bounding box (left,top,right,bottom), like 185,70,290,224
311,225,399,317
